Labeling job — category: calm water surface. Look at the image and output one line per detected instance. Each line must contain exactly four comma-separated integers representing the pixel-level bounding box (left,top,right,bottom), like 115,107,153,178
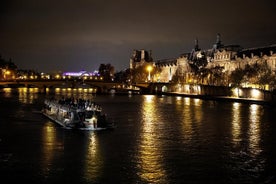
0,88,276,184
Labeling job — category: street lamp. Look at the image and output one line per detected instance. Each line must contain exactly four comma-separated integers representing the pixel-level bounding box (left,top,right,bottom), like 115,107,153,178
147,65,153,82
4,70,11,80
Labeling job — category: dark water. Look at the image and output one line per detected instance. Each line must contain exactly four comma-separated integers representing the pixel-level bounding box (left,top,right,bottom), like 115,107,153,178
1,88,276,184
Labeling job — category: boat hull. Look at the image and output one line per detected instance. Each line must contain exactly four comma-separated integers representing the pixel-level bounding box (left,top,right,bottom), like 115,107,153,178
42,98,115,131
42,111,113,130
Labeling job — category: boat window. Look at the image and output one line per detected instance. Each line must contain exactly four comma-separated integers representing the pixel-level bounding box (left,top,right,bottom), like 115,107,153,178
85,111,93,118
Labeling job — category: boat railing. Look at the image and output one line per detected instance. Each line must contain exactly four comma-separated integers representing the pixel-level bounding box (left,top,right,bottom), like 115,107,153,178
45,98,103,115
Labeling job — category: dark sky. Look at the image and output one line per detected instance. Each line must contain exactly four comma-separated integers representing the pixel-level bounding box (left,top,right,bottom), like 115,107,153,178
1,0,276,73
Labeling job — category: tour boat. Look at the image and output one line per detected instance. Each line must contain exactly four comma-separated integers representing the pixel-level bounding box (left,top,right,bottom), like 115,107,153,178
42,98,115,130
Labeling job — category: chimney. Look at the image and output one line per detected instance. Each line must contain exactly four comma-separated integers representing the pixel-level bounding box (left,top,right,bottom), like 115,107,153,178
141,50,145,60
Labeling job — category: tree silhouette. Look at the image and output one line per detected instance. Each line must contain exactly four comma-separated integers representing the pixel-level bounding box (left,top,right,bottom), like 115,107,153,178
230,68,244,87
98,63,115,81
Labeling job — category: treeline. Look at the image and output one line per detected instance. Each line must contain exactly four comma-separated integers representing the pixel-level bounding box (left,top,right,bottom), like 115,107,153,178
0,55,17,70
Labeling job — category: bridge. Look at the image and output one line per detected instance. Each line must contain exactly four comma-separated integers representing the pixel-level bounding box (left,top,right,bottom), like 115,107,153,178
0,79,123,93
0,79,174,94
134,82,173,93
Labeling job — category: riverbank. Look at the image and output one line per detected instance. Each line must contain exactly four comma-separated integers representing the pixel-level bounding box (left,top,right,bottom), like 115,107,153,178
161,92,276,107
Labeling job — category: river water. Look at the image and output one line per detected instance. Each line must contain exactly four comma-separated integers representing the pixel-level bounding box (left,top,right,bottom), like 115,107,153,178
0,88,276,184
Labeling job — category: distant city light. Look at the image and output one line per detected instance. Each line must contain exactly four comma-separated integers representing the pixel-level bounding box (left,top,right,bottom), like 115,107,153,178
251,89,261,99
63,70,100,77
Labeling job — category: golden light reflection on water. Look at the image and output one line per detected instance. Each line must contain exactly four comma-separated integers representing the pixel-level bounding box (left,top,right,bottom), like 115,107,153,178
184,97,190,106
231,103,262,156
2,88,12,97
18,87,39,104
54,88,96,99
231,102,241,144
192,99,203,123
180,99,192,142
41,124,60,177
193,98,201,106
1,87,40,103
138,95,166,183
176,96,182,101
248,104,261,155
84,133,103,181
180,98,203,141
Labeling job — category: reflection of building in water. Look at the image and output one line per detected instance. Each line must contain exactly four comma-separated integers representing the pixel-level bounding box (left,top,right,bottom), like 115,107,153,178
231,103,261,155
18,87,39,104
248,104,261,156
231,102,241,145
83,133,103,181
130,34,276,87
41,125,59,177
137,95,166,183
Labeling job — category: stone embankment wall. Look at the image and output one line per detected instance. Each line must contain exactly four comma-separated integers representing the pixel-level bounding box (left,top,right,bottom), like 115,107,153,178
149,83,276,104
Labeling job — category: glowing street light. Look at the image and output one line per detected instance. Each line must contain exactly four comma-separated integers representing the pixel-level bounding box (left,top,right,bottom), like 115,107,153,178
5,70,11,75
4,70,11,80
147,65,153,82
55,74,60,79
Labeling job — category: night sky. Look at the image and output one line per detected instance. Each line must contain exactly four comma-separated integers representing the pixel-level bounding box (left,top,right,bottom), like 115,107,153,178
1,0,276,73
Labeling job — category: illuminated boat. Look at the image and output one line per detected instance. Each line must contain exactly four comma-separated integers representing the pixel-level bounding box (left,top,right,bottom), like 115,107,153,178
42,98,115,130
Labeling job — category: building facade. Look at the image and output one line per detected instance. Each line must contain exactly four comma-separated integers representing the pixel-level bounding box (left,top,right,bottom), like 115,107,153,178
130,34,276,89
130,49,153,69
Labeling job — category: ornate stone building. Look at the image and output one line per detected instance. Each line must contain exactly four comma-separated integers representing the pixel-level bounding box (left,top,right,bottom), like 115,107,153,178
129,49,153,69
154,55,192,82
130,34,276,86
205,34,276,73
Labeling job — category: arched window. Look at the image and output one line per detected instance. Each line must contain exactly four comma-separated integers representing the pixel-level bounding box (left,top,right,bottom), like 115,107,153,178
162,86,168,92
